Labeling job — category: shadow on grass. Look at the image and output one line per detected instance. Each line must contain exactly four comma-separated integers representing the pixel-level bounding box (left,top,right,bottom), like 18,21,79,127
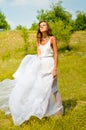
62,98,77,115
58,45,72,53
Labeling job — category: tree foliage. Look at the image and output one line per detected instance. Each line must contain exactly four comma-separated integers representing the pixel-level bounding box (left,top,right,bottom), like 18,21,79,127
36,2,72,24
15,25,24,30
36,1,73,47
29,22,38,30
20,27,29,55
0,11,10,30
50,20,72,42
74,11,86,31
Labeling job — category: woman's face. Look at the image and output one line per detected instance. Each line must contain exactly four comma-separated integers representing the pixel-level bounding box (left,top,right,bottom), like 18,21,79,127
39,22,48,33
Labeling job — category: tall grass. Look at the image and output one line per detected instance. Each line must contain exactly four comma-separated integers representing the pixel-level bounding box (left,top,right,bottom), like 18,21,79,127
0,30,86,130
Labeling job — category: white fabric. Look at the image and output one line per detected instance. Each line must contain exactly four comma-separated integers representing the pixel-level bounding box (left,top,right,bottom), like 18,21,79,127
38,38,54,57
0,38,63,125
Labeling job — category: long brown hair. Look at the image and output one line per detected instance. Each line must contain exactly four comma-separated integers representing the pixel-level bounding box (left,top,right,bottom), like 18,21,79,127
36,21,53,43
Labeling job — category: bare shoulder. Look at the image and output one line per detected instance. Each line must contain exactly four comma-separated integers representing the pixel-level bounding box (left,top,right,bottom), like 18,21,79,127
50,36,57,44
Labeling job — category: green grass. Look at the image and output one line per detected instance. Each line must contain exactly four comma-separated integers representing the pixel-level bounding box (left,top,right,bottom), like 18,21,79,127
0,30,86,130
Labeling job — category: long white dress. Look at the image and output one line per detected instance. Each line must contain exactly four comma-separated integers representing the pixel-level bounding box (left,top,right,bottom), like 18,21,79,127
0,38,63,125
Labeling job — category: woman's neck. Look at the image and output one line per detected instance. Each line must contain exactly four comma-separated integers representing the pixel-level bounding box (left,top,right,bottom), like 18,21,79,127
42,32,48,38
41,34,50,42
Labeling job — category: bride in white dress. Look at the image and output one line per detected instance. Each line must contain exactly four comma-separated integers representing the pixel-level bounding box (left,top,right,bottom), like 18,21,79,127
0,21,63,125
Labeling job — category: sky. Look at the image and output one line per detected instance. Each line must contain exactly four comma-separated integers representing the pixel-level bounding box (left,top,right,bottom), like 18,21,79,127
0,0,86,29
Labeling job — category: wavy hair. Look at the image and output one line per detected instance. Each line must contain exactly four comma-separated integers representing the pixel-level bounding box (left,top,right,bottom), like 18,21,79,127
36,21,53,43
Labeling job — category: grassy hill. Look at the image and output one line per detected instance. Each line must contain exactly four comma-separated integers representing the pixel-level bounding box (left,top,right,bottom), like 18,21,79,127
0,30,36,60
0,30,86,130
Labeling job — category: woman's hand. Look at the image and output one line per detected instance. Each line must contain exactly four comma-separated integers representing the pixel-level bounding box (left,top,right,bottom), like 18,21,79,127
52,69,57,79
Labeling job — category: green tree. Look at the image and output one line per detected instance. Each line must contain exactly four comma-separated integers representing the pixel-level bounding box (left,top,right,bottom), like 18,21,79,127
36,9,47,22
50,20,72,50
36,2,72,24
35,1,73,50
74,11,86,31
29,22,37,30
20,27,29,55
16,25,30,55
15,25,24,30
0,11,10,30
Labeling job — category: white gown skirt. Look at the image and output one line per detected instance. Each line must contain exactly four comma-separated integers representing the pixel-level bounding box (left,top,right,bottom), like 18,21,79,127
0,55,63,125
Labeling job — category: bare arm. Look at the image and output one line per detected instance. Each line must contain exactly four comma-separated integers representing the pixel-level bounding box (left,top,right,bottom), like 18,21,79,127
51,36,58,69
51,36,58,78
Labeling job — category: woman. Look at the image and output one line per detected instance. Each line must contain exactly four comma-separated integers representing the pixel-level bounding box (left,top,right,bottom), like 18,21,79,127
0,21,63,125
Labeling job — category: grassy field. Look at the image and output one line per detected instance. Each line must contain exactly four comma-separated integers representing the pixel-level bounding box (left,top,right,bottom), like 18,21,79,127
0,30,86,130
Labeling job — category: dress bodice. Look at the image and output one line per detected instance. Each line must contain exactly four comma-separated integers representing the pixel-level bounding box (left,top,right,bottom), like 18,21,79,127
38,38,54,58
